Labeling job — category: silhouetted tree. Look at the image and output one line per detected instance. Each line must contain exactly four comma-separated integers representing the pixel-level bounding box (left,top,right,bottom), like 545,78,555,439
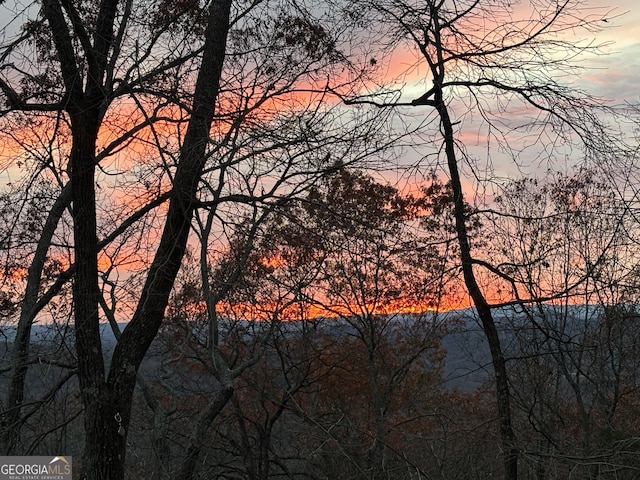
334,1,638,477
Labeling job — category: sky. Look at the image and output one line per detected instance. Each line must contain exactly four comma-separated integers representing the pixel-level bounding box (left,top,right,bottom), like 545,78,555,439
0,0,636,112
0,0,637,185
0,0,636,96
577,0,640,102
0,0,635,230
0,0,637,316
349,0,640,187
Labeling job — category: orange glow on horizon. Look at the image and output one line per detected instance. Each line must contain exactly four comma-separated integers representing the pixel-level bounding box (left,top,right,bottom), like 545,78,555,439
214,293,469,322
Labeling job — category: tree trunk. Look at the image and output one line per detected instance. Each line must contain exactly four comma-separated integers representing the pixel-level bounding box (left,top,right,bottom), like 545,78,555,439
367,343,388,477
177,384,234,480
93,1,233,477
42,0,233,476
44,0,120,471
2,186,71,453
435,91,519,479
70,115,112,480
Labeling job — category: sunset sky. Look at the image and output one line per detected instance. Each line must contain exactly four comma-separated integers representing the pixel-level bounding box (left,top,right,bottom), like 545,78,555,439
577,0,639,101
0,0,636,226
0,0,635,99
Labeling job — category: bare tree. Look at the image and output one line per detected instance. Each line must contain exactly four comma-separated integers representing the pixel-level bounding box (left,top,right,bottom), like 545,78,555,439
0,0,392,478
332,0,638,478
487,170,640,479
219,168,457,478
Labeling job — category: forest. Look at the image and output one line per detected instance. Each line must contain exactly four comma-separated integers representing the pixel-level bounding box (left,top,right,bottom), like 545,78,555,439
0,0,639,478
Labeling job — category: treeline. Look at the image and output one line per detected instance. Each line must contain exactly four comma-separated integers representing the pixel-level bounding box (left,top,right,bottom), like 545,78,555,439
3,303,640,479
